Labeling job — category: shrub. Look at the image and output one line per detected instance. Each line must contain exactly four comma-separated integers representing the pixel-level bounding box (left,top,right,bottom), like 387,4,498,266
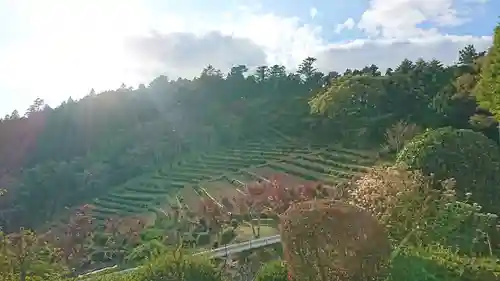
347,165,497,255
396,127,500,213
280,199,391,281
195,232,211,246
131,251,222,281
255,260,289,281
389,245,500,281
219,228,236,245
348,165,443,242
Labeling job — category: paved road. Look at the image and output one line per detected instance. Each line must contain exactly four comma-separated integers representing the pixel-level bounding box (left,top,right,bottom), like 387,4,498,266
79,234,282,279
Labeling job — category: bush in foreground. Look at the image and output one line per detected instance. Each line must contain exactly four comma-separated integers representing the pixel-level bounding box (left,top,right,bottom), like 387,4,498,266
133,252,221,281
280,199,391,281
396,127,500,213
91,251,222,281
348,165,497,255
389,245,500,281
254,260,289,281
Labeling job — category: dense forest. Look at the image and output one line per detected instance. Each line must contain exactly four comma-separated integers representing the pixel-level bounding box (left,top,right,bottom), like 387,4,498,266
0,35,498,232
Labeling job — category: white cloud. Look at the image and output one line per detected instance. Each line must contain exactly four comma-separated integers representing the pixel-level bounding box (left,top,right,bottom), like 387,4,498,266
310,7,318,19
0,0,494,115
335,18,356,34
316,35,492,73
128,31,267,79
357,0,478,39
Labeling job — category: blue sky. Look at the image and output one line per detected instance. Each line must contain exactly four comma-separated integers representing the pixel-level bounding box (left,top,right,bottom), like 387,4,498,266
0,0,498,116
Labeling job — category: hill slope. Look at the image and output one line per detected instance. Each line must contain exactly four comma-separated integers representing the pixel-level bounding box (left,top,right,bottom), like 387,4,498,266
0,45,497,230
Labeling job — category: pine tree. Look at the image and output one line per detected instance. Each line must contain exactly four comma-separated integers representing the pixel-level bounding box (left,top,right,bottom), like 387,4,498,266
458,44,478,65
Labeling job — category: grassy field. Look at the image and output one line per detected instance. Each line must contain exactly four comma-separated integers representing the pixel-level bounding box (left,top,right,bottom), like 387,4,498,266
89,131,376,229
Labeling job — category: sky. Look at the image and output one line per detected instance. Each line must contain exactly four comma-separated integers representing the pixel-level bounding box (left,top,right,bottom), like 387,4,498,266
0,0,498,116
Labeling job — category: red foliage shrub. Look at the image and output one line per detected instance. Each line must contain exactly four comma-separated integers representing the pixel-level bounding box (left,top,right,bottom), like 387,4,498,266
280,200,390,281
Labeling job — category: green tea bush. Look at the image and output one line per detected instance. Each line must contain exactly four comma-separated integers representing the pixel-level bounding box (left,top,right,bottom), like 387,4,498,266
396,127,500,213
255,260,289,281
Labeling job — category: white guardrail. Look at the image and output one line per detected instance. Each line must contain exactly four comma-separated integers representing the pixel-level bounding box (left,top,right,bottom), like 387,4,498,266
78,234,281,279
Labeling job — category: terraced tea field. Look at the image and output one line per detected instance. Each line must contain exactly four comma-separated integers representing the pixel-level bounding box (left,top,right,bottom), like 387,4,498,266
89,132,376,225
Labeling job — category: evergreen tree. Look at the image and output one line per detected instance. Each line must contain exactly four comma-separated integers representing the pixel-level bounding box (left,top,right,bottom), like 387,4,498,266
475,24,500,120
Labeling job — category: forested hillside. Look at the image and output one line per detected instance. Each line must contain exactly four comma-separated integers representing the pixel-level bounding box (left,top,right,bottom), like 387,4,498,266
0,40,497,232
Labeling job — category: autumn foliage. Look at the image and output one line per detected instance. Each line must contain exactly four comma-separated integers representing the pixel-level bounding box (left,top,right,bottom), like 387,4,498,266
279,199,391,281
230,173,332,215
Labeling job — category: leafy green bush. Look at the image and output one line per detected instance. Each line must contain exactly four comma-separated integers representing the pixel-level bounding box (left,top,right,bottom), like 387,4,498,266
196,232,211,246
220,228,236,245
396,127,500,213
125,239,169,265
90,252,221,281
389,245,500,281
130,252,222,281
255,260,289,281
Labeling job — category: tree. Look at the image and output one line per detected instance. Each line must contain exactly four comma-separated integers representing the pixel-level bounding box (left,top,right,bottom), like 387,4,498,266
7,110,20,120
458,44,478,65
397,127,500,213
149,75,169,89
297,57,318,82
384,120,422,153
228,65,248,79
395,59,414,74
1,229,67,281
197,198,228,247
268,64,287,79
201,65,223,79
24,98,45,117
40,205,96,270
362,64,381,76
475,24,500,136
255,66,268,83
309,75,388,128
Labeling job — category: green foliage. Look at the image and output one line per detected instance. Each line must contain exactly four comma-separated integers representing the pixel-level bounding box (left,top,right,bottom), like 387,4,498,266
389,245,500,281
195,233,211,247
130,252,222,281
309,75,387,119
219,228,236,245
397,127,500,213
254,260,289,281
475,24,500,120
459,44,480,65
124,239,168,266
